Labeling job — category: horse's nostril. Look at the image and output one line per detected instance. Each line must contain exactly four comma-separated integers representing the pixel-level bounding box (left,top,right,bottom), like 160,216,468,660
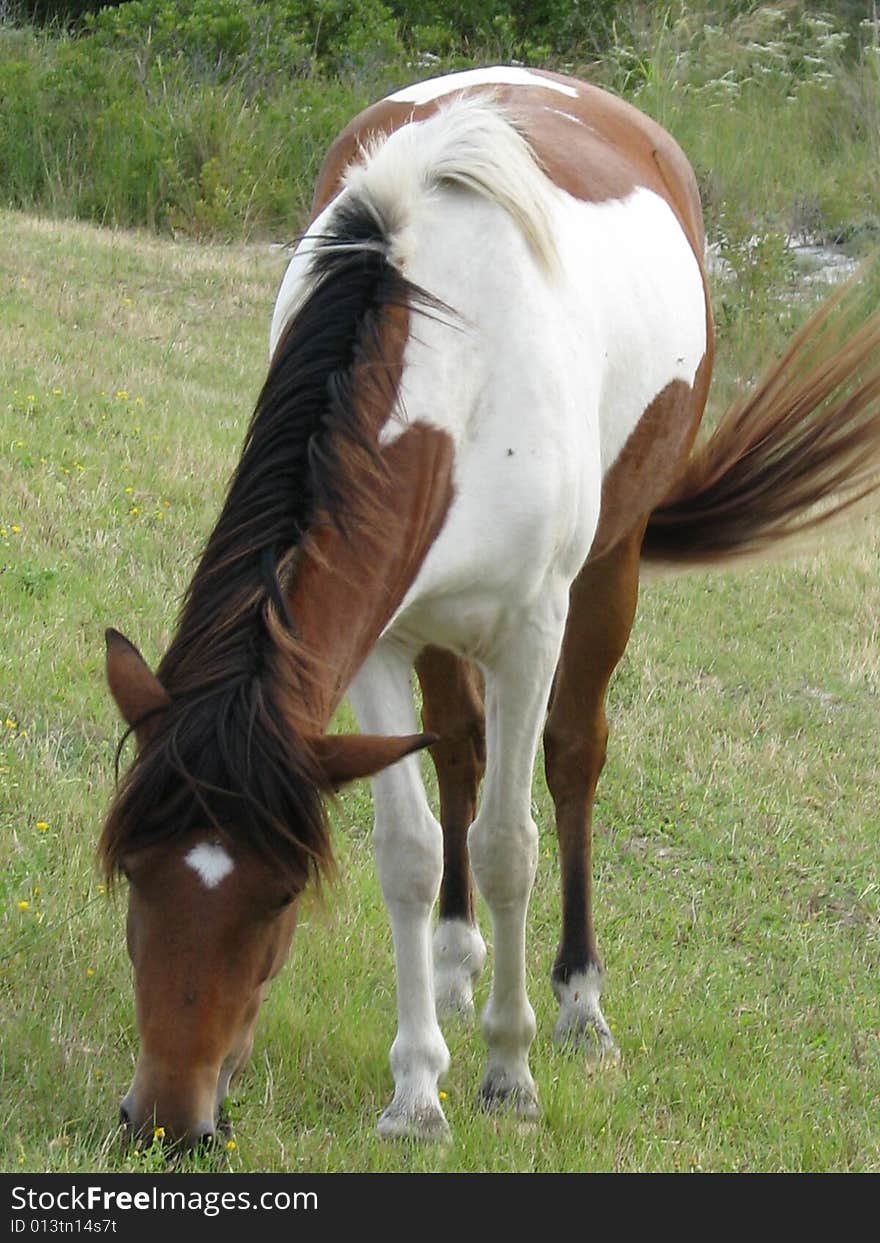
119,1103,131,1128
195,1127,215,1149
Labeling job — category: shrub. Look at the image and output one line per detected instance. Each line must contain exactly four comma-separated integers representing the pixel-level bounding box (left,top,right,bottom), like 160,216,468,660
84,0,404,83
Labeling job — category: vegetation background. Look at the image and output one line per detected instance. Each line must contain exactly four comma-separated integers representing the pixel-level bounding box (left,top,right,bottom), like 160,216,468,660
1,0,878,1172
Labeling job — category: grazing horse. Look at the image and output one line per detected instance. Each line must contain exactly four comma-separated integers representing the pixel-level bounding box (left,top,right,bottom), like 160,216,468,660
101,66,880,1145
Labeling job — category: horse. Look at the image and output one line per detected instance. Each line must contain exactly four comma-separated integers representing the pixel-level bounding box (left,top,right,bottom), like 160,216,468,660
101,65,880,1146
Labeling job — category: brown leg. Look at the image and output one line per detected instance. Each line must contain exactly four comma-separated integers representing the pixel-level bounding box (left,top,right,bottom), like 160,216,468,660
543,528,644,1055
416,645,487,1018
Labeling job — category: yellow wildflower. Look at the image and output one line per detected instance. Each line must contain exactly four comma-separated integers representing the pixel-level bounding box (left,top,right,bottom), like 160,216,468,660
129,506,140,516
438,1091,448,1101
116,390,128,401
153,1127,165,1142
85,968,95,978
11,525,21,535
36,821,49,832
32,886,40,898
5,718,17,730
226,1139,236,1152
17,900,29,912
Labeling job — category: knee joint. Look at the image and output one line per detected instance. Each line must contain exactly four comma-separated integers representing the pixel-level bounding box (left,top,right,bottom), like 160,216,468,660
544,722,608,804
374,813,443,906
468,815,537,906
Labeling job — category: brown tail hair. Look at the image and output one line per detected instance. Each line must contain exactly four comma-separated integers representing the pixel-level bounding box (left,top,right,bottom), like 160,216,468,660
642,270,880,566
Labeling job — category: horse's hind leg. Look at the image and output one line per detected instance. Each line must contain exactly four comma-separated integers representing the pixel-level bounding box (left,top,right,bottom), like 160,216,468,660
416,646,487,1020
543,529,643,1059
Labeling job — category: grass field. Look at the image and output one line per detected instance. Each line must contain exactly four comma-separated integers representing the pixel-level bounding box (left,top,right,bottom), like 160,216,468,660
1,204,878,1174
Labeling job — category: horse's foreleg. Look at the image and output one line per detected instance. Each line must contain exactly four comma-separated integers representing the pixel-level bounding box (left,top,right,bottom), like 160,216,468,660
543,530,643,1059
415,645,487,1021
348,642,450,1140
469,595,569,1118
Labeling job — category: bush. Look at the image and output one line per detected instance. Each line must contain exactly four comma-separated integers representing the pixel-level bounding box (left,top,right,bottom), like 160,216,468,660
84,0,404,83
0,2,877,242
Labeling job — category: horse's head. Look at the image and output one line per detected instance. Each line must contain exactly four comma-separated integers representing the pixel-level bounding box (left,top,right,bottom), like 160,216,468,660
102,628,431,1147
116,830,301,1147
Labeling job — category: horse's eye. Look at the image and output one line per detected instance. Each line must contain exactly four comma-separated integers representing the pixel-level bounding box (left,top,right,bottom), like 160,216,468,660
277,892,294,910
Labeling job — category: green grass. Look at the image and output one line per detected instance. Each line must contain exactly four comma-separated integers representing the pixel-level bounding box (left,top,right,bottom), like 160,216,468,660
1,205,878,1174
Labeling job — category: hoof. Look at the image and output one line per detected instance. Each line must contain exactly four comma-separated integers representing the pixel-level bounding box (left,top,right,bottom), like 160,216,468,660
478,1069,539,1121
377,1097,451,1142
554,1009,621,1059
552,968,619,1065
553,1012,621,1066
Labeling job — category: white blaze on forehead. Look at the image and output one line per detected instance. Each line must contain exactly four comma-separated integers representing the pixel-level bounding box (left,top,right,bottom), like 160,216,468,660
184,841,235,889
387,67,578,105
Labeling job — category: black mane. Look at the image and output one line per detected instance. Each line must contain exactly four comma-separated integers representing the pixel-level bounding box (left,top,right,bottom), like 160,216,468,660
101,198,423,886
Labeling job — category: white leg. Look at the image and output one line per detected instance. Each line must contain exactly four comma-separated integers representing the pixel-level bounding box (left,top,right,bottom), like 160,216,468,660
469,599,568,1117
552,966,618,1058
348,641,450,1140
433,917,487,1020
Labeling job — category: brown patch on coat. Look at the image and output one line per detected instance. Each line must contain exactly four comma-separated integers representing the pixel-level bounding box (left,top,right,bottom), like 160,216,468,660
592,352,714,560
288,423,455,731
279,297,456,732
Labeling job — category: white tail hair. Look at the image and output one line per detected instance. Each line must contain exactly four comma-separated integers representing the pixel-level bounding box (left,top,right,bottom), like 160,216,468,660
343,94,559,275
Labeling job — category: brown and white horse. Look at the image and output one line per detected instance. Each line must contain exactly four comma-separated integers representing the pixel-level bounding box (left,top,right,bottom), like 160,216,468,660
102,66,880,1145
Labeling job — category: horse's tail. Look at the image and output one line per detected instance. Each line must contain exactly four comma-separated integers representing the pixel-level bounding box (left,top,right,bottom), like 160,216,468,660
641,271,880,567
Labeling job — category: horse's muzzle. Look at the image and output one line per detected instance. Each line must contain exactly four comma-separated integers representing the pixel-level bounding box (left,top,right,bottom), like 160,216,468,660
119,1094,218,1151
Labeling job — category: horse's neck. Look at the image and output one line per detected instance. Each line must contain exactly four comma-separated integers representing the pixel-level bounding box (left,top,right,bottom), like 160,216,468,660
287,423,455,731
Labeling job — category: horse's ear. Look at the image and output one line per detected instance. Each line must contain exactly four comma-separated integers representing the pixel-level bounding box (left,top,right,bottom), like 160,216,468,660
309,732,437,789
105,628,170,746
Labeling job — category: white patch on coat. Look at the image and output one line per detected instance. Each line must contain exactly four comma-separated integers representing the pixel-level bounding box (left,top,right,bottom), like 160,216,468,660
387,66,578,105
544,106,589,127
184,842,235,889
375,181,705,658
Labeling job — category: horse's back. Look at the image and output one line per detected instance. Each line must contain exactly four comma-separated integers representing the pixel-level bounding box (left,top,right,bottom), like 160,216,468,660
275,70,712,655
312,68,704,256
